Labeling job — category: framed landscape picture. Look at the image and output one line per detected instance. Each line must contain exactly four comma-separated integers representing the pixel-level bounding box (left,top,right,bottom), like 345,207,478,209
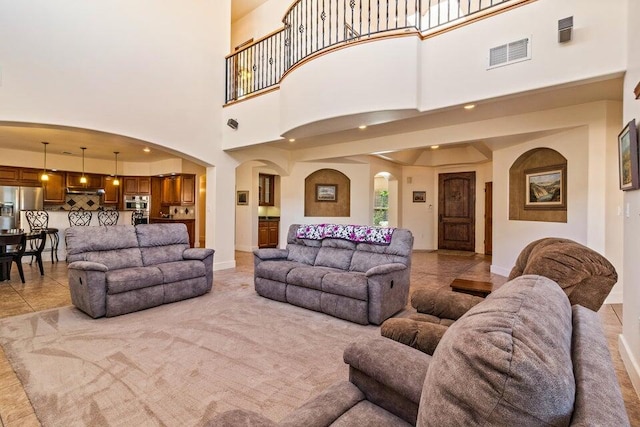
618,118,639,191
236,190,249,205
413,191,426,203
315,184,337,202
524,165,566,209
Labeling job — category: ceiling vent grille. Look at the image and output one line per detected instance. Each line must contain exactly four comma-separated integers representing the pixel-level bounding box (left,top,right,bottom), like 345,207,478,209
488,37,531,69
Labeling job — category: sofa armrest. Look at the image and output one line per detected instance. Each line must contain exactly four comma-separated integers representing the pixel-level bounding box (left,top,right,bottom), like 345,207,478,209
183,248,215,261
344,336,431,405
411,288,483,320
68,261,108,272
365,263,406,277
204,409,276,427
253,248,288,260
381,318,449,355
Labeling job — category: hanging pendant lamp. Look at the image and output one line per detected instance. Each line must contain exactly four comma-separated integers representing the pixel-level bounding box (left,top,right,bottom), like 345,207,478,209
41,142,50,181
80,147,87,184
113,151,120,186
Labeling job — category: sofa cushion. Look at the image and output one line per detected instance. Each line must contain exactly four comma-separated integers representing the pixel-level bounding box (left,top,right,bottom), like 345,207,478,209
287,266,340,291
417,275,575,426
136,223,190,265
155,260,206,284
322,272,368,301
84,248,143,271
332,401,411,427
315,247,354,270
287,244,319,265
350,252,406,273
65,225,141,265
256,260,306,283
106,266,164,294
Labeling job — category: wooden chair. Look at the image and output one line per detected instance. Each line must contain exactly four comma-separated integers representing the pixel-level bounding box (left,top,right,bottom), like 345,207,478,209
25,210,59,263
97,209,119,226
0,230,46,283
68,209,92,227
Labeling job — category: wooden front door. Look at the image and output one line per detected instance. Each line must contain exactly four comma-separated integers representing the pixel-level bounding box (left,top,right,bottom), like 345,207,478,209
438,172,476,251
485,182,493,255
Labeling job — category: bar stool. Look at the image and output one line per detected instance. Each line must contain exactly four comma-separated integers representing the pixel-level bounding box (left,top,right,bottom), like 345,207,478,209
68,208,93,227
131,211,144,225
24,210,59,263
97,209,119,226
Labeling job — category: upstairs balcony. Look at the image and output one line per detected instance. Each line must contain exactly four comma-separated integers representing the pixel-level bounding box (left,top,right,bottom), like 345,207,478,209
226,0,525,104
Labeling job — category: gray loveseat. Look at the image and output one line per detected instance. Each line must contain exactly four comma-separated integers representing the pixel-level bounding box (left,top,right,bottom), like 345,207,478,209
210,275,629,426
65,223,214,318
253,224,414,325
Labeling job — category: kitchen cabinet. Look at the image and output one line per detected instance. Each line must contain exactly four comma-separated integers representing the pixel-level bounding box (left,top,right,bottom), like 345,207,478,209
123,176,151,195
161,174,195,206
258,174,275,206
102,177,120,205
258,218,279,248
19,168,42,186
66,172,103,188
0,166,20,184
42,172,66,204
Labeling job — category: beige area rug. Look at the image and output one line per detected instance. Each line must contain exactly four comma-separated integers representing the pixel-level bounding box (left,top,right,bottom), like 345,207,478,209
0,274,379,426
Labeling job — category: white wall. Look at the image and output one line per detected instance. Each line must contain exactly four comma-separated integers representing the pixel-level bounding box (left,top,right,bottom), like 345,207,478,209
231,0,291,49
620,0,640,398
0,0,236,270
403,166,436,250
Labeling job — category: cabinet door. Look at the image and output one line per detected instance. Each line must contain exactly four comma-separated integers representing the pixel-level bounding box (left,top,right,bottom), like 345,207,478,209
259,174,275,206
172,177,182,204
0,166,20,185
137,177,151,195
181,175,195,205
43,172,66,203
161,177,173,206
67,173,103,188
123,177,138,195
268,222,279,247
19,168,42,186
103,177,120,205
258,221,269,247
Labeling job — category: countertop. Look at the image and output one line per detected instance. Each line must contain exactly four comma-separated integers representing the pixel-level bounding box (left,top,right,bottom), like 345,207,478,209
149,217,195,221
258,216,280,220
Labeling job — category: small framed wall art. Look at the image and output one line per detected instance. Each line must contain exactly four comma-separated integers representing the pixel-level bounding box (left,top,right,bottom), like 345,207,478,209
236,190,249,205
524,165,566,209
413,191,426,203
315,184,337,202
618,118,639,191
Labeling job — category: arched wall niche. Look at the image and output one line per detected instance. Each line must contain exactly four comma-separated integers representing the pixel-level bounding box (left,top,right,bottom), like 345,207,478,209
509,147,567,223
304,168,351,217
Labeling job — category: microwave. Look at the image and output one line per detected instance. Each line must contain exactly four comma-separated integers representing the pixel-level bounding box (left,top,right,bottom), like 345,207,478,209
123,195,150,212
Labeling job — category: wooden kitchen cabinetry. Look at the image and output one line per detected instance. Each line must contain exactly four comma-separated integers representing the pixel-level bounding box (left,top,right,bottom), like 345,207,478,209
42,172,66,204
149,218,196,247
123,176,151,195
258,173,275,206
161,174,195,206
0,166,41,186
102,177,120,205
258,218,279,248
66,172,103,188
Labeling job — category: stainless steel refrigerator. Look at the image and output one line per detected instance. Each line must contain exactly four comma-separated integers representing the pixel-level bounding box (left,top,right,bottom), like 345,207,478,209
0,186,44,230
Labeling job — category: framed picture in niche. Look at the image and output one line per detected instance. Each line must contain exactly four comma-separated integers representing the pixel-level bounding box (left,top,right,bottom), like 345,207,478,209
524,165,566,209
315,184,337,202
413,191,426,203
236,190,249,205
618,118,639,191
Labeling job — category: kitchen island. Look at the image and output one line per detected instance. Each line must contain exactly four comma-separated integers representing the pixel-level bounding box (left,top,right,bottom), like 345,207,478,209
149,217,195,247
19,210,133,262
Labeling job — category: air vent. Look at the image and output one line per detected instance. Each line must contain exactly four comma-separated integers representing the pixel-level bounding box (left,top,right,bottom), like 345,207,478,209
488,37,531,69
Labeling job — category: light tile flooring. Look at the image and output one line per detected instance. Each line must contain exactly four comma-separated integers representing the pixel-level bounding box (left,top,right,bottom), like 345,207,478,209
0,251,638,426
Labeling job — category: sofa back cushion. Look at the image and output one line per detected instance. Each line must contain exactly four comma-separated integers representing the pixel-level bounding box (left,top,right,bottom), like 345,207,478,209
286,225,322,265
350,228,413,272
314,238,357,270
65,225,143,270
135,223,189,266
417,275,575,426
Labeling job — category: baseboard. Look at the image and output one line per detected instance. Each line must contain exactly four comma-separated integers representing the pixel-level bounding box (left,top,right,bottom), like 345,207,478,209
213,260,236,271
235,245,253,252
490,265,510,277
619,334,640,398
604,289,623,305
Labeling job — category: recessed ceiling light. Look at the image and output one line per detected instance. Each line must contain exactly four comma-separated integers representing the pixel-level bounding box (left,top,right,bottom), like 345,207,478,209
358,125,367,130
464,104,476,110
288,138,296,142
143,147,151,153
430,145,440,149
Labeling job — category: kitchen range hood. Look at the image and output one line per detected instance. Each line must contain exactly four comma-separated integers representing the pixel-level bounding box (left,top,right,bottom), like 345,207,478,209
66,187,106,195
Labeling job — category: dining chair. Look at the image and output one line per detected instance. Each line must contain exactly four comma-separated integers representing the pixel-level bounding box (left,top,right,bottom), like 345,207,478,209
68,209,93,227
25,210,59,263
0,229,23,281
0,230,45,283
97,210,119,226
131,210,144,225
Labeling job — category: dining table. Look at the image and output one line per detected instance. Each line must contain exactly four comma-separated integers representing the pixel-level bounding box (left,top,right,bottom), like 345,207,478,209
0,229,45,282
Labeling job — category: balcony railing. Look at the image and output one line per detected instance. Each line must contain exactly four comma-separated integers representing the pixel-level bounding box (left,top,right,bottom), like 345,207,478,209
226,0,513,103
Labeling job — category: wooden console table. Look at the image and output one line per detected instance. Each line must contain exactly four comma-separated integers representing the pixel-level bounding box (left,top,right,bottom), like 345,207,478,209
450,278,494,297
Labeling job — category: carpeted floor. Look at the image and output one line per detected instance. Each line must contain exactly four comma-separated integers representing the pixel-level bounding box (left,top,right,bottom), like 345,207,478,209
0,273,378,426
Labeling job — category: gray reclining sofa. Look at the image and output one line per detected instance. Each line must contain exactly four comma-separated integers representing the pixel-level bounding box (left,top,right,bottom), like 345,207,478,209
253,224,414,325
210,275,630,426
65,223,214,318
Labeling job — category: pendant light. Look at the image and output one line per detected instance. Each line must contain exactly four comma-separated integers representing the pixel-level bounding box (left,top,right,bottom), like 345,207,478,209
80,147,87,184
40,142,50,182
113,151,120,186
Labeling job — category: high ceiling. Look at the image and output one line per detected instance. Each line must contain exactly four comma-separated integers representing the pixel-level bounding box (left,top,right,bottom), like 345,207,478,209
232,0,270,22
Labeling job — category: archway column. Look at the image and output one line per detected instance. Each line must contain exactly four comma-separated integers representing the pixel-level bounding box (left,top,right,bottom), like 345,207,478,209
206,157,239,271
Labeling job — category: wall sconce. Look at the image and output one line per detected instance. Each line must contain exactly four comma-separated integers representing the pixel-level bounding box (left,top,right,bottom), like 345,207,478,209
40,141,49,182
80,147,87,184
113,151,120,186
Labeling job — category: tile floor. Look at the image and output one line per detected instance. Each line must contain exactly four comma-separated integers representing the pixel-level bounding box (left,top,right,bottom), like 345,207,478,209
0,251,638,426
